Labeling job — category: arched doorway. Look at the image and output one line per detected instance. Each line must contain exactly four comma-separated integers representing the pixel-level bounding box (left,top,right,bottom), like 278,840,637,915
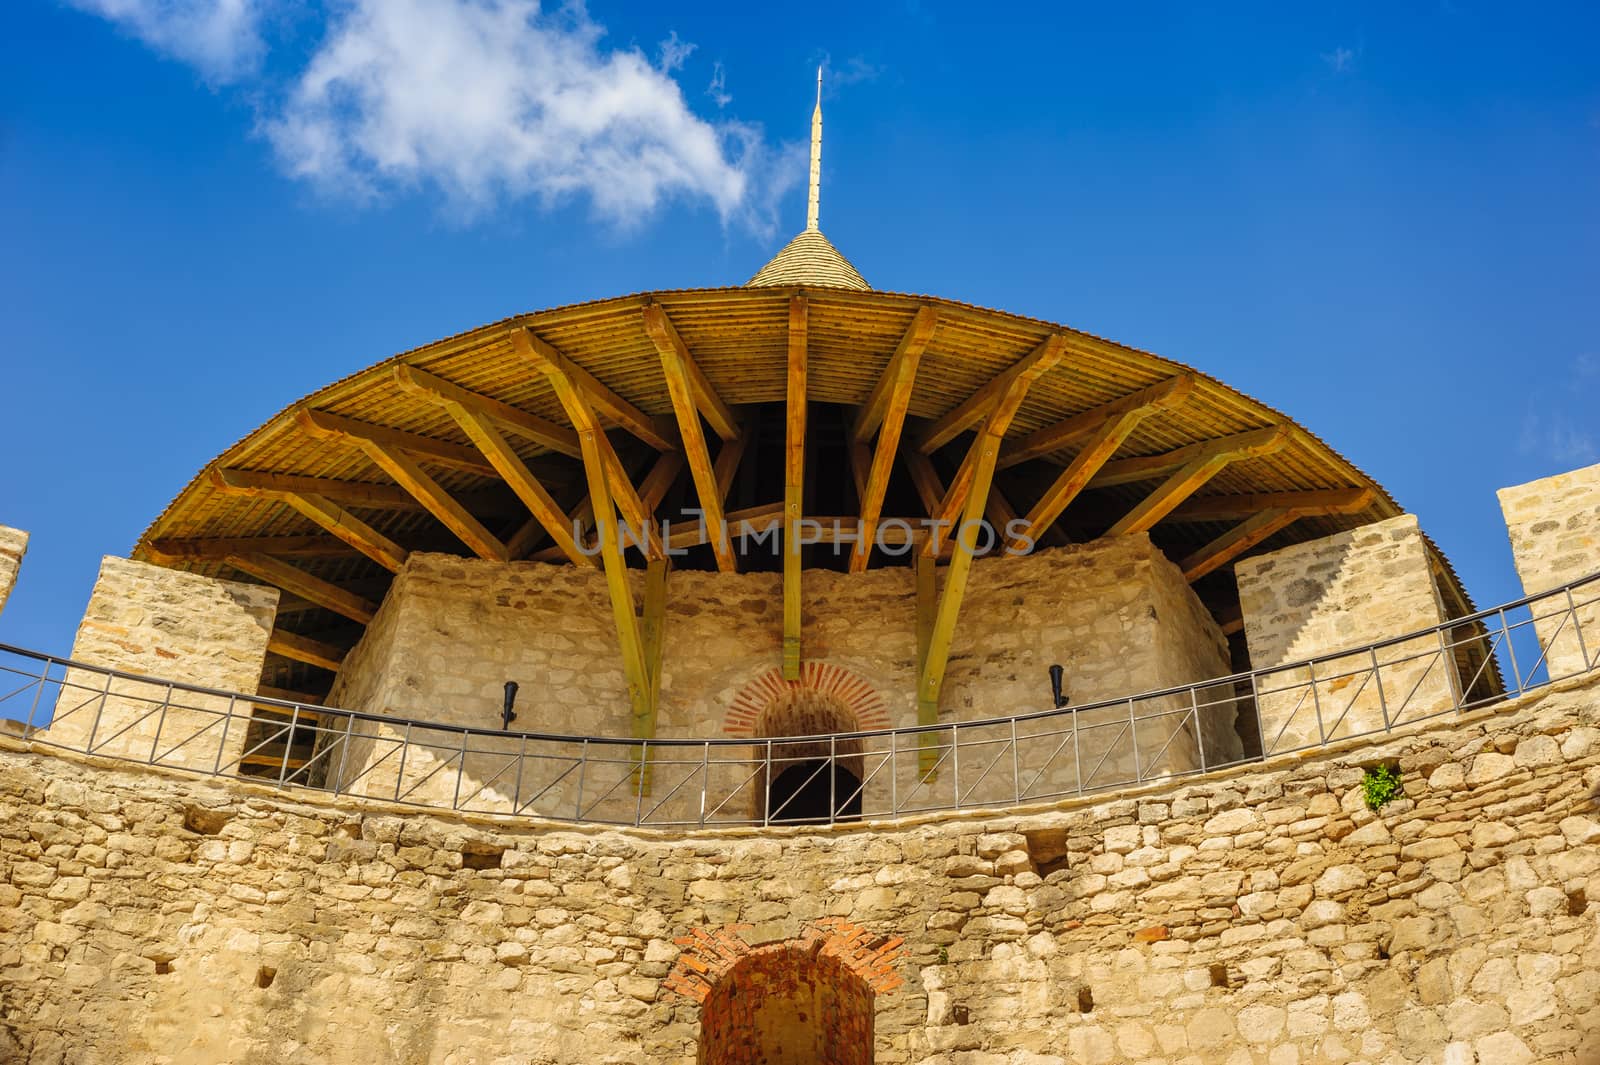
697,942,874,1065
754,689,863,824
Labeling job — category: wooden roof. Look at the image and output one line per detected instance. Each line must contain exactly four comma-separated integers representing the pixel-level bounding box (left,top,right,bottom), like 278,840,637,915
748,230,869,290
130,283,1471,692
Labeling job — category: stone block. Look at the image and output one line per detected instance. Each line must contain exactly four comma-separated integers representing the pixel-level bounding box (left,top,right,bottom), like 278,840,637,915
0,525,27,617
1498,461,1600,678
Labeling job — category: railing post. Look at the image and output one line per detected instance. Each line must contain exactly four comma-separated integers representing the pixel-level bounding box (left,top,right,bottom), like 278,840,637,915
1503,608,1526,694
330,712,356,796
1371,646,1391,733
951,724,960,808
575,738,589,820
829,735,837,826
1129,697,1141,784
1071,701,1083,796
394,723,411,802
698,741,710,828
1191,684,1206,771
888,728,898,818
277,706,303,788
512,736,527,814
763,738,773,827
1010,717,1021,807
24,657,50,732
148,684,174,765
1567,586,1593,673
212,695,236,776
634,741,648,826
1307,659,1326,745
1249,672,1267,760
85,668,115,754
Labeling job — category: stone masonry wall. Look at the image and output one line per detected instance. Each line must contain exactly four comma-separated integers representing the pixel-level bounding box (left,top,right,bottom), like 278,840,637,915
38,557,279,772
2,671,1599,1064
323,537,1233,817
1500,460,1600,678
0,525,27,617
1237,515,1459,754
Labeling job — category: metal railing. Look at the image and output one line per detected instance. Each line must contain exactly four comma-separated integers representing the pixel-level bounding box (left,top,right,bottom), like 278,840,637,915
0,571,1595,829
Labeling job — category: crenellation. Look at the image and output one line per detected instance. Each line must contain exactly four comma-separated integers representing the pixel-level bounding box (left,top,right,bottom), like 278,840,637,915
1499,460,1600,678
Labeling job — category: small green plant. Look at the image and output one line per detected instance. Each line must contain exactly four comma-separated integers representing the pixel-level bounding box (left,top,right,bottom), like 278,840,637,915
1360,764,1403,811
937,946,949,965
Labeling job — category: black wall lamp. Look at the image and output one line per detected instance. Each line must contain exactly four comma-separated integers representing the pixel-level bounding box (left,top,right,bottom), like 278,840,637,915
1048,664,1071,711
502,681,519,730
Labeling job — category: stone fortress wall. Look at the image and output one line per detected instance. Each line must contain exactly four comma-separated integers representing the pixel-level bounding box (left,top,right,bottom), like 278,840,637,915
0,524,27,617
0,461,1598,1062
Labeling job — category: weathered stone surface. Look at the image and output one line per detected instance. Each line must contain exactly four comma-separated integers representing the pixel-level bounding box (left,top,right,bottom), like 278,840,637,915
1,657,1598,1064
1236,514,1459,752
0,524,27,617
1499,461,1600,677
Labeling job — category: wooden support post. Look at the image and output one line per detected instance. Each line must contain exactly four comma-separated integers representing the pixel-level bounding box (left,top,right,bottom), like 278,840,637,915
641,304,741,441
1106,427,1291,537
850,307,934,573
1009,408,1146,550
784,296,807,678
645,305,737,572
914,553,938,778
1180,508,1299,582
438,400,593,566
634,557,670,793
916,333,1067,454
225,553,377,624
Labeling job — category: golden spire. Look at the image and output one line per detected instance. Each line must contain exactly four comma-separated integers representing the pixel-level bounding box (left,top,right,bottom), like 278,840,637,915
806,66,822,232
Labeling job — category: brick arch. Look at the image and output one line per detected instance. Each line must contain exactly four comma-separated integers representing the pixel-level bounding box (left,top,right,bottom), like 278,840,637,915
723,662,890,738
666,919,905,1007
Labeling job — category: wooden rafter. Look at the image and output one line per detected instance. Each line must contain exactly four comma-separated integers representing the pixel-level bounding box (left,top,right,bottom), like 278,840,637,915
1105,427,1292,537
1007,408,1146,550
852,306,937,441
784,296,807,678
922,336,1068,556
430,396,592,567
267,629,346,672
1177,488,1374,581
647,306,737,572
918,352,1064,727
664,503,784,551
508,328,675,451
903,450,946,518
641,304,741,442
146,535,351,562
1166,488,1374,522
714,430,750,503
211,472,408,573
226,553,377,624
999,374,1195,469
296,409,497,477
393,365,581,458
850,307,935,573
1091,425,1288,488
522,328,659,557
916,333,1068,454
257,685,327,706
639,451,687,515
210,469,418,510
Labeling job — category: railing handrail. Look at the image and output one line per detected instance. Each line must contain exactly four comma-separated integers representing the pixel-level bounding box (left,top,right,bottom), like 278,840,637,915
1,569,1596,749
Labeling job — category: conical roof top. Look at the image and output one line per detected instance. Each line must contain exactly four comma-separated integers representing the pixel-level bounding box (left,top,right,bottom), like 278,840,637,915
747,229,870,289
746,69,870,291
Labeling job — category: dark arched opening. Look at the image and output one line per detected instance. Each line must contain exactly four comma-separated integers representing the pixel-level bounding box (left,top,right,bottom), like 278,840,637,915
753,689,864,824
697,943,874,1065
768,760,863,824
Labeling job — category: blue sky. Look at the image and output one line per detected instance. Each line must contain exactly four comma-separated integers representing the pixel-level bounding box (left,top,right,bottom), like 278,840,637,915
2,0,1597,657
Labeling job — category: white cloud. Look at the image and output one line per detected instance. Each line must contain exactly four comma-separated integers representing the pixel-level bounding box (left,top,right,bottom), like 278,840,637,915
706,61,731,109
1321,46,1357,74
64,0,267,83
70,0,802,230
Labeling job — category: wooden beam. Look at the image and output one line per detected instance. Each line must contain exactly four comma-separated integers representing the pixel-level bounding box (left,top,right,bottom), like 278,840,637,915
923,338,1068,555
1008,408,1146,550
634,557,670,792
915,553,938,777
904,450,946,517
852,306,937,442
1105,427,1292,537
210,469,418,510
784,296,807,678
256,686,327,707
505,517,550,561
1091,425,1289,488
1180,508,1301,582
849,441,872,507
393,364,581,458
296,408,497,477
714,428,750,504
508,328,675,451
267,630,346,672
916,334,1068,454
1000,374,1195,469
664,503,784,551
641,304,741,442
1166,488,1374,522
354,438,509,561
525,334,657,555
850,307,930,573
437,399,592,567
638,451,686,515
650,307,736,572
226,553,378,624
280,494,408,573
146,535,351,562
